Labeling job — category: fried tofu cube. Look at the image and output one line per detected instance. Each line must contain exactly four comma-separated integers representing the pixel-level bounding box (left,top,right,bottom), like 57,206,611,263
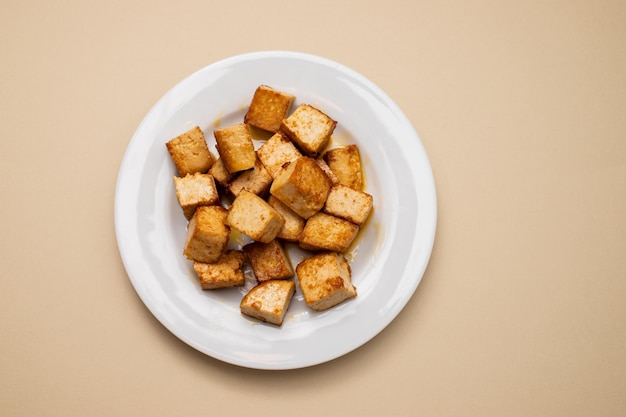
299,212,359,252
296,252,356,311
183,206,230,263
244,85,295,133
269,156,332,219
323,144,364,190
280,104,336,157
192,250,245,290
227,159,273,197
240,280,295,325
256,132,302,178
243,240,294,282
209,158,235,186
173,173,220,220
226,189,284,243
323,184,373,226
267,195,305,242
214,124,256,173
315,158,339,185
166,126,214,176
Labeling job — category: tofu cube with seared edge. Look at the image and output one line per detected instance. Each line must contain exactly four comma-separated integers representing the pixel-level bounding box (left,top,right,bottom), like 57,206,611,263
227,159,273,197
243,240,294,282
280,104,336,158
267,195,305,242
214,124,256,173
240,280,296,326
269,156,332,219
299,212,359,252
256,132,303,178
226,189,284,244
192,250,245,290
323,144,364,190
209,158,235,187
244,85,295,133
166,126,214,176
296,252,356,311
323,184,373,226
173,173,220,220
183,206,230,263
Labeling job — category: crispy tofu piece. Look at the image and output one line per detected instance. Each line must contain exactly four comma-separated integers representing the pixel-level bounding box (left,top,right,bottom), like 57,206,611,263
323,144,364,190
256,132,303,178
244,85,295,133
226,189,284,243
214,124,256,173
269,156,332,219
166,126,214,176
296,252,356,311
299,212,359,252
183,206,230,263
315,158,339,185
192,250,245,290
173,173,220,220
267,195,305,242
209,158,235,186
323,184,373,226
243,240,294,282
280,104,336,157
227,159,273,197
240,280,295,325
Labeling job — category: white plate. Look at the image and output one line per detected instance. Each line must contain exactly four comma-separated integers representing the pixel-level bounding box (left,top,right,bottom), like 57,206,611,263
114,51,437,370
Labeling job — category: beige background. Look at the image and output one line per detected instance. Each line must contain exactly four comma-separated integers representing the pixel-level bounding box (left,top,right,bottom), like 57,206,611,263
2,0,625,415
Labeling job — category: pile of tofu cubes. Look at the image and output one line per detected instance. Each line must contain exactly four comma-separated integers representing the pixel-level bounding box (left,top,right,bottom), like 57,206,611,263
165,85,374,325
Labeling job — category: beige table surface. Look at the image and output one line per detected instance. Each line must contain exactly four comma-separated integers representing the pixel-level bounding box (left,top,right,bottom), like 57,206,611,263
2,0,625,415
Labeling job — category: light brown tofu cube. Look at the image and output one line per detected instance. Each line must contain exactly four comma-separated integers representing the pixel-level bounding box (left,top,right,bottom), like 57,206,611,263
256,132,302,178
267,195,305,242
244,85,295,133
183,206,230,263
240,280,295,325
214,124,256,173
209,158,235,186
323,144,364,190
226,189,284,243
269,156,332,219
173,173,220,220
323,184,373,226
315,158,339,185
280,104,336,157
166,126,214,176
227,159,273,197
192,250,245,290
243,240,294,282
299,212,359,252
296,252,356,311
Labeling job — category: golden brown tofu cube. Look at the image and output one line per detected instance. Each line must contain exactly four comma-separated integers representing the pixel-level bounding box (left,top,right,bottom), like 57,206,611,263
323,184,373,226
256,132,303,178
214,124,256,173
209,158,235,186
183,206,230,263
227,159,273,197
173,173,220,220
296,252,356,311
299,212,359,252
244,85,295,133
166,126,214,176
280,104,336,157
269,156,332,219
243,240,294,282
267,195,305,242
240,280,296,325
192,250,245,290
323,144,364,190
315,158,340,185
226,189,285,243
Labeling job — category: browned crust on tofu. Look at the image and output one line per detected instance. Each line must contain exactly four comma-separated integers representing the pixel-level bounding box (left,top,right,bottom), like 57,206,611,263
244,85,295,133
323,144,364,190
240,280,296,325
323,184,373,226
173,173,220,220
166,126,214,176
280,104,337,158
243,240,294,282
193,250,245,289
227,159,273,197
256,132,303,178
226,189,285,243
214,124,256,173
296,252,356,311
267,195,305,242
299,212,359,252
183,206,230,263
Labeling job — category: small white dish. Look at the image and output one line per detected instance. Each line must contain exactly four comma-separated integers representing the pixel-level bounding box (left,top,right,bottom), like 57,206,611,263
114,51,437,370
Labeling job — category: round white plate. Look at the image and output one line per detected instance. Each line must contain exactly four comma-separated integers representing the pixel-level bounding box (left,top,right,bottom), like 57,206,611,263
114,51,437,370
